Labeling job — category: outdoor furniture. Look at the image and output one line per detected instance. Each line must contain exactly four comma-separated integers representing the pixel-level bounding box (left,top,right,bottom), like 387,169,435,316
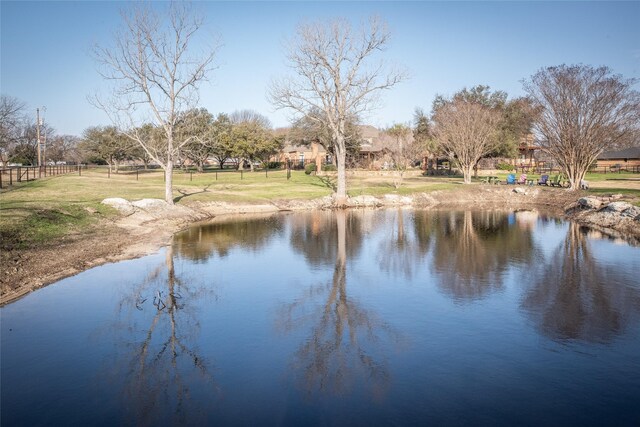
516,174,527,185
506,173,516,185
481,176,500,185
549,174,569,188
537,174,549,185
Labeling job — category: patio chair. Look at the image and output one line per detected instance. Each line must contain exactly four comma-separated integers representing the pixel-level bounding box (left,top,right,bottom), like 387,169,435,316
516,174,527,185
537,174,549,186
549,174,568,187
506,173,516,185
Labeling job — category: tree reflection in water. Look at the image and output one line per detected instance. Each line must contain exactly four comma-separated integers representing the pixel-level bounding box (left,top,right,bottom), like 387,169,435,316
376,209,430,279
172,213,284,261
280,210,401,400
114,243,217,426
522,223,640,343
430,210,536,302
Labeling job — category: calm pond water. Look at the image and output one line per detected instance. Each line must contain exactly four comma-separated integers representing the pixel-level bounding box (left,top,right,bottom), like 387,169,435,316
2,209,640,426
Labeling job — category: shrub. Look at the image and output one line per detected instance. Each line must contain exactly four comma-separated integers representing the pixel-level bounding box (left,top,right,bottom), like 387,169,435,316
322,164,337,172
266,161,282,169
496,162,514,171
304,163,316,175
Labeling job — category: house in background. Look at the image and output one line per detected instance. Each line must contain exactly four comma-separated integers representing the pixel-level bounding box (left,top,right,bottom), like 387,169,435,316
596,146,640,171
358,125,393,169
276,141,327,169
272,124,397,169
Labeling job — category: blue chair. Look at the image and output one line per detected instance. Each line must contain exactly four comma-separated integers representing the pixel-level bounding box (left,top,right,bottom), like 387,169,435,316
506,173,516,185
537,174,549,186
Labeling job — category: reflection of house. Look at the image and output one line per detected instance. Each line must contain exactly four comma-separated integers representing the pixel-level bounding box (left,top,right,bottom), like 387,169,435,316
515,210,538,230
597,146,640,171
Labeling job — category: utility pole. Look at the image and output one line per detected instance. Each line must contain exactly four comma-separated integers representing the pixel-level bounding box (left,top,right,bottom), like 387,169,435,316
36,108,41,167
43,124,48,167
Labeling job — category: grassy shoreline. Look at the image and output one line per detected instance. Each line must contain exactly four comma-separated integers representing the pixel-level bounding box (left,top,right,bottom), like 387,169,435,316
1,168,639,253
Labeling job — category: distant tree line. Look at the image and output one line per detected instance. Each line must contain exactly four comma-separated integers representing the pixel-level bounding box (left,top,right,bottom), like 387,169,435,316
0,95,81,166
79,108,284,173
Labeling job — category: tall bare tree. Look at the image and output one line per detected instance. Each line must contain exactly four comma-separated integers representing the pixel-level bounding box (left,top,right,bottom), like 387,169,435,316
92,2,219,204
523,65,640,190
0,95,27,164
269,17,405,205
431,100,501,184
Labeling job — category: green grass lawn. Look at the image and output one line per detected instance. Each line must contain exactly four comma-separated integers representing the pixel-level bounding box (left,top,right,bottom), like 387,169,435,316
1,167,638,250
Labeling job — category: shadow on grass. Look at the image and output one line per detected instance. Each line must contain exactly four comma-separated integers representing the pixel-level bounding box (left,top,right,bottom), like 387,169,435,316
311,175,337,192
173,184,212,203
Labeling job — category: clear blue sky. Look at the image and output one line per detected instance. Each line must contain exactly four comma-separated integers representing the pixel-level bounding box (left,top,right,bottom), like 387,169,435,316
1,1,639,136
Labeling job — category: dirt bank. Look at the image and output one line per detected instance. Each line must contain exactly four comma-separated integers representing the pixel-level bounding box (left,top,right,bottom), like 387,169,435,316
1,186,637,306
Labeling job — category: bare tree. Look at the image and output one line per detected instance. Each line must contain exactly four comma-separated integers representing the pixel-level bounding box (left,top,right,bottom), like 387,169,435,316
381,123,423,188
0,95,27,164
269,17,405,205
92,2,219,204
47,135,80,164
431,100,501,184
523,65,640,190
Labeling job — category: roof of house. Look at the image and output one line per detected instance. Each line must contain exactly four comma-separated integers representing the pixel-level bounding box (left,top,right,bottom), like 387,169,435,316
598,146,640,160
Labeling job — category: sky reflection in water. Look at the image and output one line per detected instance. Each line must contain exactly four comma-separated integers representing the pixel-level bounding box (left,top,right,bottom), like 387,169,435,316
2,209,640,426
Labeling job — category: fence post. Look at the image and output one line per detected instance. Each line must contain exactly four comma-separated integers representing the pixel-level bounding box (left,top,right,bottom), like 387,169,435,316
216,172,218,181
136,169,139,181
240,170,243,180
190,172,193,181
108,167,110,178
10,169,13,185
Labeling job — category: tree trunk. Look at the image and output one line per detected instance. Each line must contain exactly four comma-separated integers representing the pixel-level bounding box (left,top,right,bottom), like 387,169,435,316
567,167,586,191
334,135,348,206
165,159,174,204
463,165,473,184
